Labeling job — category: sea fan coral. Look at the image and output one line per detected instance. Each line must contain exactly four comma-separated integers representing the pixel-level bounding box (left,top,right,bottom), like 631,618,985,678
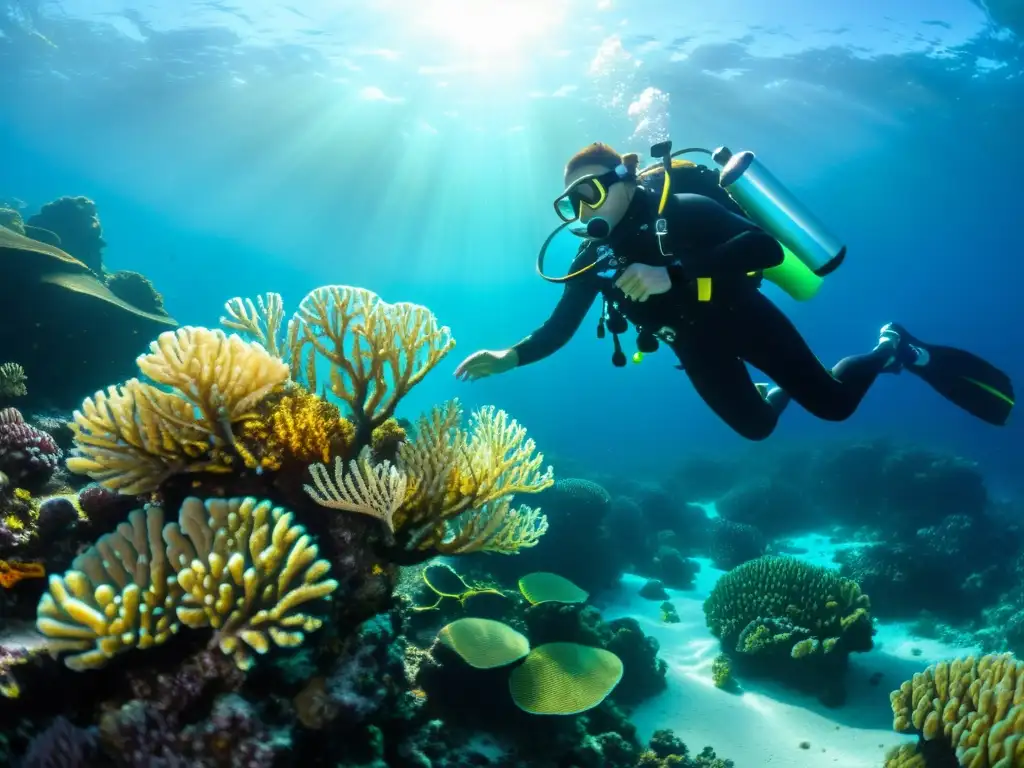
305,400,553,557
287,285,455,440
0,362,27,397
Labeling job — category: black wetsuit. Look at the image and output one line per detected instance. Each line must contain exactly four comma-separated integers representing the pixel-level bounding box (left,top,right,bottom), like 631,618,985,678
513,188,892,440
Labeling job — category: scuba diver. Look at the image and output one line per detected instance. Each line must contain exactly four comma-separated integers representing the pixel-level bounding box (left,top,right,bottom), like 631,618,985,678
454,141,1015,440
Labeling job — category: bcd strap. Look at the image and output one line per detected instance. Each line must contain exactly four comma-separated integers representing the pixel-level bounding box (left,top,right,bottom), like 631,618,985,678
654,203,713,303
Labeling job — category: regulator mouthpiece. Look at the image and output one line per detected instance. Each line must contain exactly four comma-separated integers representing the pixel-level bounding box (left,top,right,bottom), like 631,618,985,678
585,218,611,240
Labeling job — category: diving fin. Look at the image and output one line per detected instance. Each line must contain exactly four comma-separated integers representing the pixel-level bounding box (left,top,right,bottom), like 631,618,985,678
884,323,1015,426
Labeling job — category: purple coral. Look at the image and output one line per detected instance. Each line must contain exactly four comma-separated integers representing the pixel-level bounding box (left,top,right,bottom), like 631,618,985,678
20,716,98,768
99,693,284,767
77,483,139,531
0,407,62,491
126,647,244,717
36,496,79,539
196,694,278,768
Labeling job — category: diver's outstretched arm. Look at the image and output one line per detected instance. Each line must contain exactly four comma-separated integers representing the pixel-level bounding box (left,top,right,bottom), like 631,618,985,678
511,276,599,365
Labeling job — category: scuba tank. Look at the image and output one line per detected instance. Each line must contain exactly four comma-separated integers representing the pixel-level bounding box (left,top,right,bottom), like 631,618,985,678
713,146,846,277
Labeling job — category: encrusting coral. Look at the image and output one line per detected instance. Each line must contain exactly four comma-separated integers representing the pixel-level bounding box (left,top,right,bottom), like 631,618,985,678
36,496,338,672
890,652,1024,766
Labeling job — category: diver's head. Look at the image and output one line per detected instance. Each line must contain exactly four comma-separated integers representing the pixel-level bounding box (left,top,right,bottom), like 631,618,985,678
554,143,640,239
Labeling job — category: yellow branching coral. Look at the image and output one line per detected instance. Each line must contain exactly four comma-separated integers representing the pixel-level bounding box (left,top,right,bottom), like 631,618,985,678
394,401,553,554
36,506,181,671
288,285,454,435
220,292,288,359
66,328,290,493
66,380,208,493
434,498,549,556
891,653,1024,766
163,497,339,670
0,362,27,397
306,398,553,556
138,326,289,427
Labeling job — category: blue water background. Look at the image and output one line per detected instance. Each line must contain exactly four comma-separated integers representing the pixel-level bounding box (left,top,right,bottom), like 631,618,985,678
1,0,1021,493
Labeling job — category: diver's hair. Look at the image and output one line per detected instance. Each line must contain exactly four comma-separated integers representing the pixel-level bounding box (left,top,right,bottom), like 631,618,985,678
565,143,640,178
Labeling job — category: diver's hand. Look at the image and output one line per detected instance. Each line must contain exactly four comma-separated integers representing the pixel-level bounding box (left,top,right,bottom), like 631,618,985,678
454,348,519,381
614,263,671,302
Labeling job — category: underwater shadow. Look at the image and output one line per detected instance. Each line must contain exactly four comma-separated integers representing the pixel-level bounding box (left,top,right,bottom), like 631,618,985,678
727,645,935,732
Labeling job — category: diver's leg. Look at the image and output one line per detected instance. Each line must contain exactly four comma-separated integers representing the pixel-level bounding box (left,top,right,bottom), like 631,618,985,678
738,293,890,421
676,339,780,440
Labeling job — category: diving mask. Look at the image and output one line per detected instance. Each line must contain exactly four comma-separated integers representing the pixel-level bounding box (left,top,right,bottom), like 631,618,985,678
553,163,632,223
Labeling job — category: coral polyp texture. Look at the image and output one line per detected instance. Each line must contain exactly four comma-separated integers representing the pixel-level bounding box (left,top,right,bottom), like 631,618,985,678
704,555,874,659
66,326,291,493
0,406,62,490
36,496,338,672
891,653,1024,767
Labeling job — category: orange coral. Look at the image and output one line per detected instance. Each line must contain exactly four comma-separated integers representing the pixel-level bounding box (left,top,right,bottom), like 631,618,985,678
0,560,45,588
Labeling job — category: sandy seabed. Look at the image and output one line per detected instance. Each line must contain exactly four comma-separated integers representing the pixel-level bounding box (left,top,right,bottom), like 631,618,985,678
601,534,978,768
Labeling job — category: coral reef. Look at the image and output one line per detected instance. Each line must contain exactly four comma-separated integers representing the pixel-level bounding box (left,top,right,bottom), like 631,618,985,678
472,477,624,595
19,715,98,767
522,604,668,706
714,478,815,538
66,327,291,493
704,555,873,704
708,519,765,570
3,283,573,766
